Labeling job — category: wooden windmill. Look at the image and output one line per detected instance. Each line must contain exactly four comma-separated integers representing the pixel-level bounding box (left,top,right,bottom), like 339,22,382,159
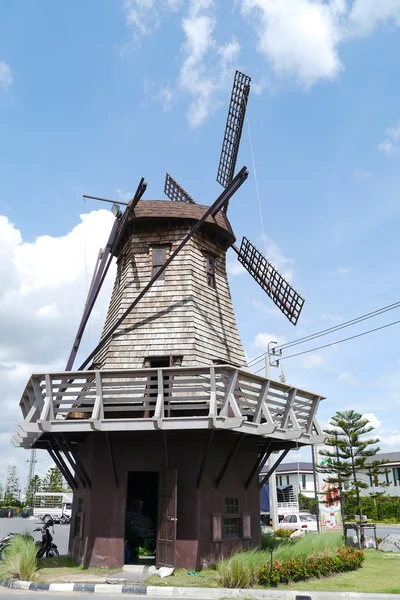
12,70,324,573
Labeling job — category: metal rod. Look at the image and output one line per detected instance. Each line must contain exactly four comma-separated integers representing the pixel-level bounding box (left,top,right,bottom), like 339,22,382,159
79,167,248,370
245,439,273,490
83,194,129,206
259,447,290,489
216,434,244,489
311,444,320,533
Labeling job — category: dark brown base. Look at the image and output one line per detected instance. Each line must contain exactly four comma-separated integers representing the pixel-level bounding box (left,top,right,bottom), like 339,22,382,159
68,430,261,570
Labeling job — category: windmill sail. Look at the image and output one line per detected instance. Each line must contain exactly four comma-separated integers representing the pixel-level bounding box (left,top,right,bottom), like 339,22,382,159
237,237,305,325
164,173,196,204
217,71,251,193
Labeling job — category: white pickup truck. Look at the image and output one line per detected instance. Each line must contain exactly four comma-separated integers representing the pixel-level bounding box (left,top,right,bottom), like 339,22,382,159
33,492,73,523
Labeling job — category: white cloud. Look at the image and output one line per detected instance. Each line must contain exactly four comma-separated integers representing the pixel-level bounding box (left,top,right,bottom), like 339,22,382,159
348,0,400,36
335,266,351,274
124,0,159,34
123,1,400,125
252,332,285,351
241,0,344,87
303,353,326,370
378,121,400,154
0,61,12,91
338,371,358,385
227,259,245,276
158,86,176,111
179,2,241,127
363,412,381,429
116,188,133,202
0,210,115,481
263,236,294,281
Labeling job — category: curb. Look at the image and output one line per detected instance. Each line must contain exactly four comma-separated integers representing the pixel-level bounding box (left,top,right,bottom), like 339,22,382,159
2,580,400,599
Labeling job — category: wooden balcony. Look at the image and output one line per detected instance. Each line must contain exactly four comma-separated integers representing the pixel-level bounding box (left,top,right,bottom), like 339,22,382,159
12,364,325,448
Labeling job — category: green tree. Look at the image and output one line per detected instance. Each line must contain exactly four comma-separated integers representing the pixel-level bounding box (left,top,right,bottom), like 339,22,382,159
42,467,64,493
318,410,388,523
25,475,42,507
3,464,20,505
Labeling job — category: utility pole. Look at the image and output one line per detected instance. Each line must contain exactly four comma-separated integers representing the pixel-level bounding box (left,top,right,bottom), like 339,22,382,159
25,449,37,491
265,353,278,530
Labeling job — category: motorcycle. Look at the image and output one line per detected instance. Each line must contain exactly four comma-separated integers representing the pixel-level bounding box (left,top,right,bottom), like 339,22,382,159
0,519,59,561
59,514,71,525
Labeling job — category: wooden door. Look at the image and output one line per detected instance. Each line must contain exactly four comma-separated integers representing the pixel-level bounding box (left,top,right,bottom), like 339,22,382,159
156,469,177,567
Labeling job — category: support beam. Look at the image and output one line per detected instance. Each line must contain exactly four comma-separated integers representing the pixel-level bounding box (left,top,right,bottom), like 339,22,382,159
105,432,118,489
259,448,291,489
47,447,76,491
245,439,273,490
216,434,244,489
197,430,214,489
53,435,87,489
79,167,248,370
60,434,92,489
66,177,147,371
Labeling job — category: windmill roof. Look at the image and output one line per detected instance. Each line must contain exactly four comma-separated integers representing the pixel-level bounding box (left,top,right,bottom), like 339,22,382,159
127,199,236,248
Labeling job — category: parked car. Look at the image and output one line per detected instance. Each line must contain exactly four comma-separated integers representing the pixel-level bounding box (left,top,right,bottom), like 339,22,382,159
279,513,318,532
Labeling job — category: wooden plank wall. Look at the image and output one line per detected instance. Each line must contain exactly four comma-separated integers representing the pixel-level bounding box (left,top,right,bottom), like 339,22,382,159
93,219,247,369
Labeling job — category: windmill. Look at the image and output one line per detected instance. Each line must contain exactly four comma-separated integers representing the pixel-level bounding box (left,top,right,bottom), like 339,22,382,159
164,70,305,327
12,69,324,573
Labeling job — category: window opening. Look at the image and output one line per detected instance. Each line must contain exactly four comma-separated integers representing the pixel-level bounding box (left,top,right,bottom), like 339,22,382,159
301,474,306,489
223,497,240,537
206,255,216,289
152,247,167,280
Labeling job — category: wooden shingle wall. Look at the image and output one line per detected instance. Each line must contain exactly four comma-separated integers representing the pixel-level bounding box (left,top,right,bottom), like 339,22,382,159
94,218,246,369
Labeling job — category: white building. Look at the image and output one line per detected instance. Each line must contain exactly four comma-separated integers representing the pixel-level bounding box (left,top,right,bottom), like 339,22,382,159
360,451,400,497
260,461,316,499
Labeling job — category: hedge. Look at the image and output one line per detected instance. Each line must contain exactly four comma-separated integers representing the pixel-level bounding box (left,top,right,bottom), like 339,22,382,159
259,547,364,587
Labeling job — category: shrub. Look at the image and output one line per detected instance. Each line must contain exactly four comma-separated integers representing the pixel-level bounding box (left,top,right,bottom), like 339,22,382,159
0,534,37,581
216,549,270,588
273,531,342,562
259,547,364,587
261,534,290,551
275,529,294,538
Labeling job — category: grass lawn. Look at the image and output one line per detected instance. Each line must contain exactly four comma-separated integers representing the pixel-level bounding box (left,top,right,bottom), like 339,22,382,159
282,550,400,595
146,550,400,594
36,557,120,583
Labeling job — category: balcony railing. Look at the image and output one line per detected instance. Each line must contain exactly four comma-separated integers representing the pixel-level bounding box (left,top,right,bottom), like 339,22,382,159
13,364,324,448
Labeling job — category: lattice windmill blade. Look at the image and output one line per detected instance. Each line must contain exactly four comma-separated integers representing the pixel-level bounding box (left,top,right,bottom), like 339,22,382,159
217,71,251,199
164,173,197,204
236,237,305,326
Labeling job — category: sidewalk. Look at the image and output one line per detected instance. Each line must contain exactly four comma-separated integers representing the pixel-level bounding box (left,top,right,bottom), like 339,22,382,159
2,579,400,599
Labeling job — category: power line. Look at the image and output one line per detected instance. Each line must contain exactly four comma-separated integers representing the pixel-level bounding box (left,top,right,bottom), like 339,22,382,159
254,317,400,373
248,299,400,368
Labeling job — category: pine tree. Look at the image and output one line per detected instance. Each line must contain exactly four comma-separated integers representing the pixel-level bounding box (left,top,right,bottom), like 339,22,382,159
25,475,42,507
42,467,64,493
3,464,20,505
318,410,388,522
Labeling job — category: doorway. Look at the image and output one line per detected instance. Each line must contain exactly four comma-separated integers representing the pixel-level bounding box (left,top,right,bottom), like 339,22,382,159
125,472,159,564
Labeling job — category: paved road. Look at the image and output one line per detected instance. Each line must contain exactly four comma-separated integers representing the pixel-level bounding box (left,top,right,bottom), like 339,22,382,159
0,518,70,556
376,524,400,539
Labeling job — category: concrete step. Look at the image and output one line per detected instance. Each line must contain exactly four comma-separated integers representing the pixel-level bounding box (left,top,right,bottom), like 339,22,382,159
122,564,156,573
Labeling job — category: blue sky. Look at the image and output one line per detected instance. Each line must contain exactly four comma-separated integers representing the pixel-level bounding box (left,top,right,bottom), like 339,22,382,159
1,0,400,485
